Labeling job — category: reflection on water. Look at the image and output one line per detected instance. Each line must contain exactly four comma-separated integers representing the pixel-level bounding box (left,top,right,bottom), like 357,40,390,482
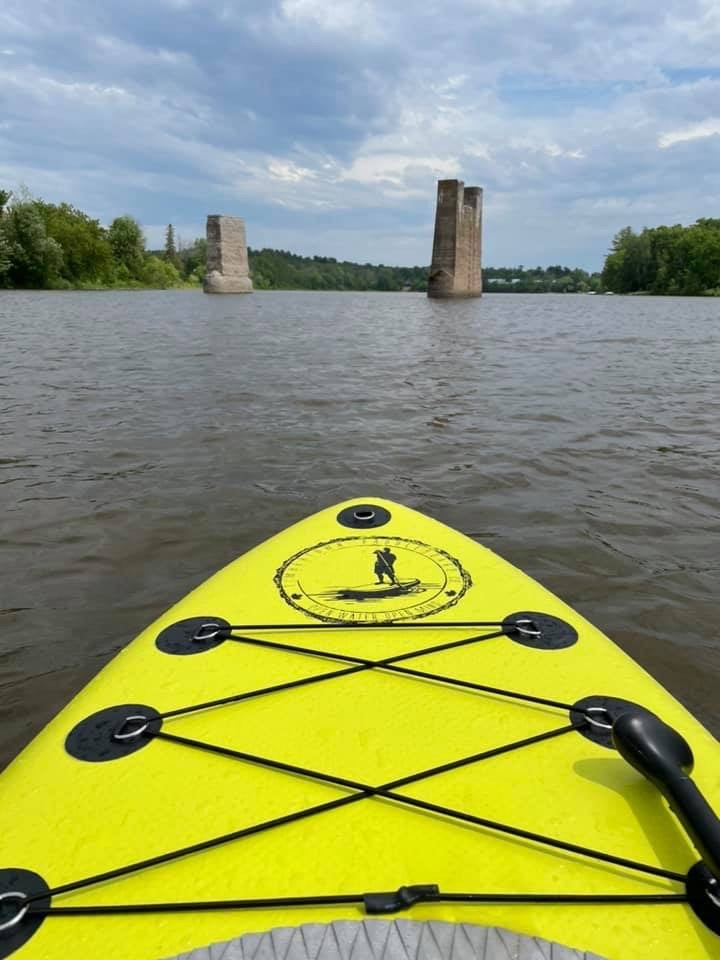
1,289,719,767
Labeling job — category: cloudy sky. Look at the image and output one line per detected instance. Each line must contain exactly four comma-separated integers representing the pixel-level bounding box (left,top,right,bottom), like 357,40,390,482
1,0,719,268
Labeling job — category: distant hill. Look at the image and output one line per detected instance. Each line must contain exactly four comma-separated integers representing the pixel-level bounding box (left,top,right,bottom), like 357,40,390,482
245,248,601,293
247,248,428,291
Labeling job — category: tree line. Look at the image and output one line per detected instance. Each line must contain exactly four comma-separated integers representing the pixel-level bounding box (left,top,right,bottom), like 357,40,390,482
483,264,601,293
247,248,428,291
0,189,202,289
0,187,602,293
3,186,719,294
247,252,603,292
601,219,720,295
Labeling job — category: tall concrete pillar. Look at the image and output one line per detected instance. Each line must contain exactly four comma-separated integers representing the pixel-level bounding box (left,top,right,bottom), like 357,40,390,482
203,215,253,294
427,180,483,298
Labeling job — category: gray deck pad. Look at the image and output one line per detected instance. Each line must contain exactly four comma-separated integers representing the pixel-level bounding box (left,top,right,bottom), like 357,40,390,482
163,919,606,960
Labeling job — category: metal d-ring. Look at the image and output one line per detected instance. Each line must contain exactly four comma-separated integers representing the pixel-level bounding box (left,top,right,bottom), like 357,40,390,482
513,618,542,637
0,891,29,932
706,876,720,906
584,706,615,731
192,622,222,642
112,714,151,742
353,508,376,522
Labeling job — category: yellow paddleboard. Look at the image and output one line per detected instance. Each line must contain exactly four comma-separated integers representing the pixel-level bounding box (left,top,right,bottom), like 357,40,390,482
1,499,719,960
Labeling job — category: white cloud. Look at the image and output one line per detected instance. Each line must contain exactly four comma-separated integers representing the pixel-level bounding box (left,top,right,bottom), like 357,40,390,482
2,0,720,267
340,153,461,187
659,118,720,148
279,0,382,40
268,160,316,183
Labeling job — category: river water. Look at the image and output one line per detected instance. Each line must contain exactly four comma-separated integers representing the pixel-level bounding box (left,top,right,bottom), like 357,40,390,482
1,289,718,768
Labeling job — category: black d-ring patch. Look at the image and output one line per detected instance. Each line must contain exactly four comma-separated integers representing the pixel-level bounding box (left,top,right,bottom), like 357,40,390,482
570,695,656,749
686,861,720,935
503,611,578,649
0,868,50,959
336,504,391,528
65,704,162,762
155,616,230,655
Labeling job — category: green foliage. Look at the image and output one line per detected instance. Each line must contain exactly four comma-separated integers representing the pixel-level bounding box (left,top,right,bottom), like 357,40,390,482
177,236,206,283
5,183,716,296
0,197,64,288
36,201,113,285
0,188,189,289
245,248,428,291
0,234,12,286
163,223,181,272
483,264,601,293
175,243,600,293
602,220,720,295
141,254,182,288
164,223,176,259
108,215,146,280
0,193,11,286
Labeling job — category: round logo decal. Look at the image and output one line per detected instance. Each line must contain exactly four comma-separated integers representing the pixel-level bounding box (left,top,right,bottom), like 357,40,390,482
274,536,471,623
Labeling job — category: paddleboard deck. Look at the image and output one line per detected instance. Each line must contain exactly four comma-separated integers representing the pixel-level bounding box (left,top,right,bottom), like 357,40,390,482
1,498,719,960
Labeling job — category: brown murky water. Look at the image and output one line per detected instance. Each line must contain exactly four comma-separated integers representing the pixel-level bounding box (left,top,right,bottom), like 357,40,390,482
1,289,718,769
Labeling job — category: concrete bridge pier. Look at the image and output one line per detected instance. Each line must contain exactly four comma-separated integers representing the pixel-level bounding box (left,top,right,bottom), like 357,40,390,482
203,215,253,294
427,180,483,298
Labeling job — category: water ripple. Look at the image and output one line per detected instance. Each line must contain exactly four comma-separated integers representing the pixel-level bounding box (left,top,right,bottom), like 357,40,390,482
0,289,718,769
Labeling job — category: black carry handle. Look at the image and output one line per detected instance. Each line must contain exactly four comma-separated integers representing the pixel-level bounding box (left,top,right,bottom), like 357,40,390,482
612,710,720,880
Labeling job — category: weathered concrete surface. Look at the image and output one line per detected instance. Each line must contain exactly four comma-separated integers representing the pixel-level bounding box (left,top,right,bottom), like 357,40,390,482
427,180,483,298
203,215,253,294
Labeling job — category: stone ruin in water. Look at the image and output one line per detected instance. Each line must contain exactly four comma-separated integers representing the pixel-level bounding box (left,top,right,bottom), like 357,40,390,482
427,180,483,298
203,215,253,294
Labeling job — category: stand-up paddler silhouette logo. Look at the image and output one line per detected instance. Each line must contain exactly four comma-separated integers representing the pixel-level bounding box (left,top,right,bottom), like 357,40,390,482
275,536,471,623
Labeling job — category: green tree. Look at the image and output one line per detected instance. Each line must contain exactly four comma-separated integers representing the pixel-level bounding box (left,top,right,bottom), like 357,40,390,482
164,222,181,270
141,254,182,288
648,224,682,293
0,237,10,286
178,236,206,282
165,223,176,258
108,215,145,280
602,227,634,292
602,219,720,295
680,222,720,294
0,190,11,286
602,226,654,293
0,197,63,288
36,201,113,285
